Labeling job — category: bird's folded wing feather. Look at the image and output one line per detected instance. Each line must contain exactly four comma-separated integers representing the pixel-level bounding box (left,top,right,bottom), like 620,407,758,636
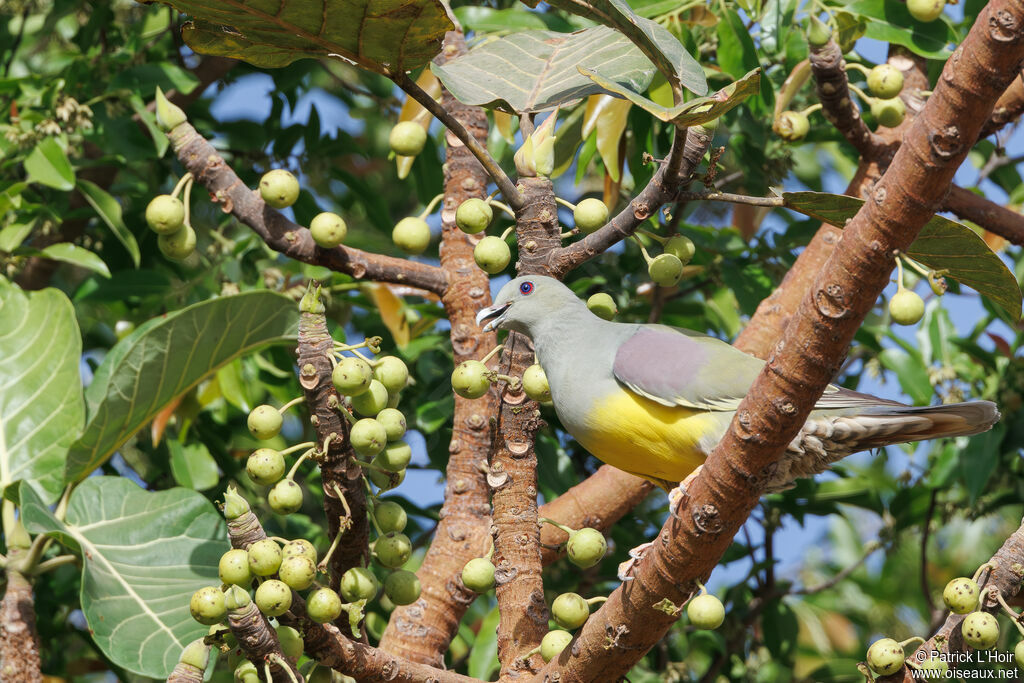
612,327,905,413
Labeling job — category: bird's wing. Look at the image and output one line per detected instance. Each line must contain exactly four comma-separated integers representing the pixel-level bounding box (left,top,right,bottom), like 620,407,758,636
612,326,905,412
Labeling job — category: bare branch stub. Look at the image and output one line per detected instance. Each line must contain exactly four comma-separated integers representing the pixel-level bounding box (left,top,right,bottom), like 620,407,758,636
167,124,447,295
379,30,498,665
226,600,303,683
535,0,1024,678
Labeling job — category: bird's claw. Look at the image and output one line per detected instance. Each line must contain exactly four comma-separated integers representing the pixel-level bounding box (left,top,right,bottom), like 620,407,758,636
667,465,703,519
617,541,654,581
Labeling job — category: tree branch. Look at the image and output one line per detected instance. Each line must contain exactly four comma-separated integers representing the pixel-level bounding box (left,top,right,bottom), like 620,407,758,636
0,552,42,683
549,125,713,278
808,38,889,158
168,123,448,295
944,184,1024,246
393,70,525,212
533,1,1024,677
979,69,1024,138
379,31,498,665
491,177,565,678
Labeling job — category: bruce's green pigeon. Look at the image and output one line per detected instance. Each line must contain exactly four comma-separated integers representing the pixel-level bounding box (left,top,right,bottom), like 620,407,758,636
476,276,1000,492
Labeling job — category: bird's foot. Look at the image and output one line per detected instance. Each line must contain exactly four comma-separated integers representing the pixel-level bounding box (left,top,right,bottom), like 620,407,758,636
667,465,704,520
617,541,654,582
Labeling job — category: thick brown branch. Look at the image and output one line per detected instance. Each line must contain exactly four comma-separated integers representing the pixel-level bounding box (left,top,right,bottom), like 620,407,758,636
296,309,369,602
979,70,1024,138
226,600,303,683
534,1,1024,678
809,39,888,157
0,554,42,683
944,184,1024,246
379,31,497,665
167,124,447,295
491,177,564,679
549,126,713,278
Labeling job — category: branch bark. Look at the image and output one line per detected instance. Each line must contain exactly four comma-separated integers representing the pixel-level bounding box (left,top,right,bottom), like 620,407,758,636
533,2,1024,678
0,553,42,683
979,69,1024,138
548,125,713,278
944,184,1024,245
168,124,448,295
491,177,565,678
379,31,498,665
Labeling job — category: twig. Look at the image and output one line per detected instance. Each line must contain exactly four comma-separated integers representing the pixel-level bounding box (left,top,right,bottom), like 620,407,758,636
675,191,783,207
393,70,524,212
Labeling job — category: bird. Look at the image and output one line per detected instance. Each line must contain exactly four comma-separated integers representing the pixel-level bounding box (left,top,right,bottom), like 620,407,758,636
475,275,1000,494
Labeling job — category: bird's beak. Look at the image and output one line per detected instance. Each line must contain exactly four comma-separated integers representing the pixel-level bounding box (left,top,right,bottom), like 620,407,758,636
476,302,511,333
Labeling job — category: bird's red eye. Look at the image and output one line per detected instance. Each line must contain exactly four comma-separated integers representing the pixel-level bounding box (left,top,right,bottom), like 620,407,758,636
519,281,534,295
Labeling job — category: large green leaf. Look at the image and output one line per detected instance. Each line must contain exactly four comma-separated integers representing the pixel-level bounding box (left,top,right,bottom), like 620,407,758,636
539,0,707,96
65,291,300,481
0,279,83,503
716,9,771,113
582,67,760,125
163,0,452,74
21,477,227,678
781,192,1022,317
845,0,957,60
432,27,657,113
24,137,75,191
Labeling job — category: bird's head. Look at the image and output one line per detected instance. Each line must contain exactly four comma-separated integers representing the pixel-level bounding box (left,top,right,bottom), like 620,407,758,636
475,275,582,336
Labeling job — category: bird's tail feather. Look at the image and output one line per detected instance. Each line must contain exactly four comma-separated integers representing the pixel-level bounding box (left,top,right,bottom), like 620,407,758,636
848,400,1001,448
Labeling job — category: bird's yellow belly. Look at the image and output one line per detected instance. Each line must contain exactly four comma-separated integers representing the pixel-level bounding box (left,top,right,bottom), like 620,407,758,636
577,390,719,485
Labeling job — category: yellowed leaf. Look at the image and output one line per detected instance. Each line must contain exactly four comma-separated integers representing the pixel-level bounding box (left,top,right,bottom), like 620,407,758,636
595,97,630,182
366,283,410,348
494,111,516,143
150,395,183,447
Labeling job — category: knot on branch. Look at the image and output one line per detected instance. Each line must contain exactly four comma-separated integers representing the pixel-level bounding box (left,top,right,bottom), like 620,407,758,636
692,503,723,534
991,9,1023,43
814,284,851,319
929,125,963,160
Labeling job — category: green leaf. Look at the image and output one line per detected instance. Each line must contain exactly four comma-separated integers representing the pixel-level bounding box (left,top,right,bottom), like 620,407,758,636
168,440,220,491
833,11,868,54
581,67,760,126
467,604,501,680
166,0,452,74
543,0,707,96
845,0,957,60
781,191,1023,317
76,179,140,267
128,94,170,157
716,9,770,113
0,218,35,253
21,477,227,678
961,422,1005,503
432,27,657,114
38,243,111,278
24,137,75,190
0,279,84,503
878,347,933,405
454,7,551,32
66,292,300,482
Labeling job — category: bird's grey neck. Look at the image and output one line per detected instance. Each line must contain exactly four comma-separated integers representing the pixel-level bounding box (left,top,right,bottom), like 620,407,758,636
528,307,608,366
